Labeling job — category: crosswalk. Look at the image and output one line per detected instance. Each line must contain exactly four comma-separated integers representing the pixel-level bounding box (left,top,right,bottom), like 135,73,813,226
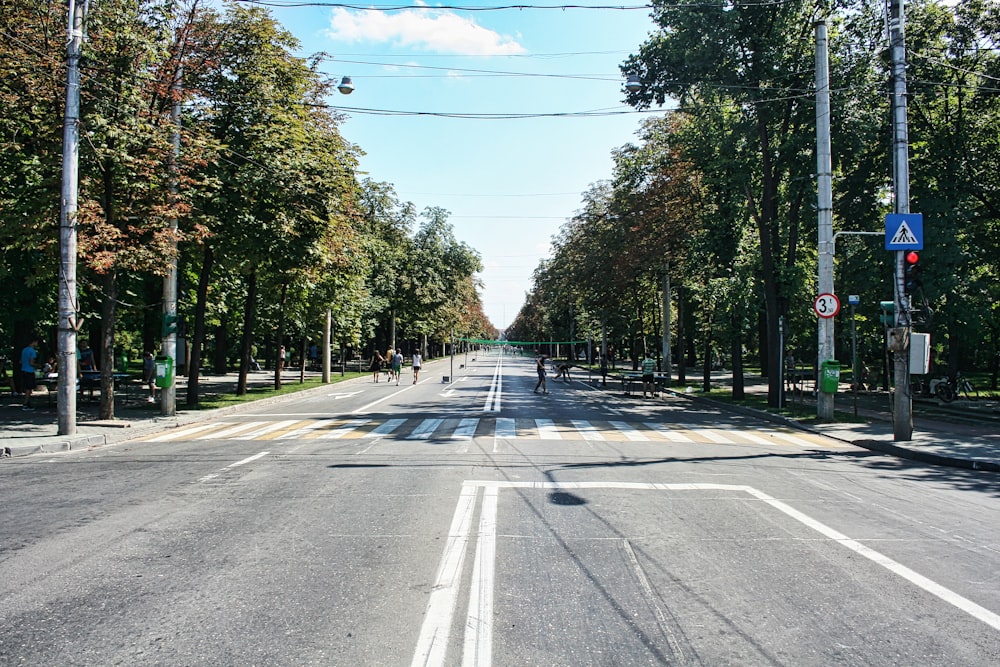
140,416,843,449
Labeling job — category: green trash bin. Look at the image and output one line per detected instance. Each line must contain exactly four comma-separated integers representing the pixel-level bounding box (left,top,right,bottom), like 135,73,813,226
154,355,174,389
820,360,840,394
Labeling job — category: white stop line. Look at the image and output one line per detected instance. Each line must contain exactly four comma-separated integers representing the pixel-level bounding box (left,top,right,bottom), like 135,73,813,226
410,481,1000,667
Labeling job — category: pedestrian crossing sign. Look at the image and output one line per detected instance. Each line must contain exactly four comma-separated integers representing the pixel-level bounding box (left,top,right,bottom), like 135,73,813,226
885,213,923,250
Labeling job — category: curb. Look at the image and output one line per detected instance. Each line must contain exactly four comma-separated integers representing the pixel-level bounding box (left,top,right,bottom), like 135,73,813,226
852,438,1000,473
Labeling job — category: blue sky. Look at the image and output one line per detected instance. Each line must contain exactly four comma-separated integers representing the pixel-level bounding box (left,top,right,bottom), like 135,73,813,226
261,2,660,330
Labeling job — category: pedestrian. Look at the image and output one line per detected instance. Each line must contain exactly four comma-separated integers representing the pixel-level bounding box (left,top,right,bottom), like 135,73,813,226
20,337,40,411
369,350,384,382
534,354,548,394
142,351,156,402
385,348,396,383
78,340,97,372
556,361,571,382
392,348,403,386
412,350,422,384
642,351,656,398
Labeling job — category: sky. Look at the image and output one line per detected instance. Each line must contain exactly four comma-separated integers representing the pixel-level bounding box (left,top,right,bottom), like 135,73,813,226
258,1,661,331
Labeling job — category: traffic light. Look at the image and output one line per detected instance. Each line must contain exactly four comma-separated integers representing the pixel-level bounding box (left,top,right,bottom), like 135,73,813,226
904,250,921,294
879,300,895,326
161,313,178,337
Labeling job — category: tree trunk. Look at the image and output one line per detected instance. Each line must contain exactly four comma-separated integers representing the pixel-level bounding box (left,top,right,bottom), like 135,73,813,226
187,244,214,407
237,271,257,396
214,320,228,374
99,271,117,420
731,314,745,400
676,283,686,385
274,281,288,391
702,324,712,393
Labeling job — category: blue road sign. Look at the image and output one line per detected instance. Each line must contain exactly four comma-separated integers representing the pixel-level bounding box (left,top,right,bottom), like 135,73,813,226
885,213,923,250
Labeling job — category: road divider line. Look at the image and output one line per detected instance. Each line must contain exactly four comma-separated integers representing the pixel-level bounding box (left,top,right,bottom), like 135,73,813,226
411,484,479,667
463,485,497,667
352,384,416,414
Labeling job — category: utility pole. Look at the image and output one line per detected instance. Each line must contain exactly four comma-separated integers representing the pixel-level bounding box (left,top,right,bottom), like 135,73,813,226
888,0,913,440
57,0,86,436
161,65,182,416
662,263,671,382
322,309,331,383
816,20,835,421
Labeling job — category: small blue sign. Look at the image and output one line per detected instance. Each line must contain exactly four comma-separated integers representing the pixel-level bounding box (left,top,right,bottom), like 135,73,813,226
885,213,923,250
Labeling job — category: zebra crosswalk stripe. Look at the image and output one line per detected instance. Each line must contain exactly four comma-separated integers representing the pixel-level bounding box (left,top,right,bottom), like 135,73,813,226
451,418,480,440
147,423,220,442
535,418,561,440
233,420,300,440
196,422,263,440
495,418,516,439
318,418,372,439
408,418,444,440
571,420,604,441
363,418,406,438
277,418,338,440
645,423,691,442
609,420,649,441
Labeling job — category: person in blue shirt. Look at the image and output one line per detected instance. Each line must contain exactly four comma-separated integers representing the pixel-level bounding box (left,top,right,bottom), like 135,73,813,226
20,337,39,411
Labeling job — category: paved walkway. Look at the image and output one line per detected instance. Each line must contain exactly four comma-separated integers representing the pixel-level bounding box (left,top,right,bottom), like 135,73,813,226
2,366,999,473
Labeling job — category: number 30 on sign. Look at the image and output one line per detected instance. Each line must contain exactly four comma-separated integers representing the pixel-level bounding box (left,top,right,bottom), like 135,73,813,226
813,293,840,318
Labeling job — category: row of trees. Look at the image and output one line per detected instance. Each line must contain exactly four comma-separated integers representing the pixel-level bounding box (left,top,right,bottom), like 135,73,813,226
507,0,1000,405
1,0,495,419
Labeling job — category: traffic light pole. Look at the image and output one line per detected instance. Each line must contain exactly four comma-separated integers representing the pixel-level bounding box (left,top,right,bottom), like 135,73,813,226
888,0,913,440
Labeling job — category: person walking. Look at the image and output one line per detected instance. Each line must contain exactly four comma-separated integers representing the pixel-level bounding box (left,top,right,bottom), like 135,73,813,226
20,337,40,411
385,348,396,383
412,351,422,384
369,350,384,382
641,352,656,398
391,349,403,386
142,351,156,402
534,353,548,394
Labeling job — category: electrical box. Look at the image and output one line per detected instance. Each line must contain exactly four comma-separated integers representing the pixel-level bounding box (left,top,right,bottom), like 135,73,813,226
910,332,930,375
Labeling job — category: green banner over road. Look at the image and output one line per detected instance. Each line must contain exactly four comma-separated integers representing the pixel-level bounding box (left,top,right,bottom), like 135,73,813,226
457,338,588,346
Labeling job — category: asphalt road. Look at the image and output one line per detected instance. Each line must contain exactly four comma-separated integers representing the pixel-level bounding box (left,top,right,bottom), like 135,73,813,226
2,350,999,666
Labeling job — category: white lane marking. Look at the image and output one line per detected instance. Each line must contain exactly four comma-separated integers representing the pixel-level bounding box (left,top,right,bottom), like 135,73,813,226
352,384,417,414
731,429,777,446
482,356,503,413
410,485,479,667
646,422,691,442
621,538,685,662
196,422,263,440
233,419,299,440
408,418,444,440
451,418,480,440
761,429,816,447
610,420,649,441
198,451,269,482
535,418,561,440
494,418,516,440
673,423,733,444
147,423,220,441
571,420,605,441
318,418,372,439
458,481,1000,637
463,485,497,667
277,418,337,440
363,418,406,438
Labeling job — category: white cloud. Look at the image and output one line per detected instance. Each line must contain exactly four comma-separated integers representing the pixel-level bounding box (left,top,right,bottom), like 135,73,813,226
324,9,526,55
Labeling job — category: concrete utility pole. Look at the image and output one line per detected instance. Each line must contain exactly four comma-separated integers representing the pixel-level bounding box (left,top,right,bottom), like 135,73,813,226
322,309,331,383
662,263,671,382
815,21,835,421
57,0,86,436
161,65,182,416
888,0,913,440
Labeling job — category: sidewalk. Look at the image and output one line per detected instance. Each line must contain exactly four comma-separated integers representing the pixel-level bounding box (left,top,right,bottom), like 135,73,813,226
3,367,999,474
0,370,334,458
670,373,1000,473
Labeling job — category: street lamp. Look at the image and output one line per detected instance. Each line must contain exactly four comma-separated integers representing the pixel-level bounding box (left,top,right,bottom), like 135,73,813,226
624,75,642,93
337,76,355,95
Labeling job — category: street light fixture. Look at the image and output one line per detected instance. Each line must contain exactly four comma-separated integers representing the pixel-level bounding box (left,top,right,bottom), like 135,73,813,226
337,76,355,95
624,75,642,93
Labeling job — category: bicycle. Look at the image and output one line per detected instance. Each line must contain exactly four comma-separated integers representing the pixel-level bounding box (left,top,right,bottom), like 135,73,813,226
953,372,979,401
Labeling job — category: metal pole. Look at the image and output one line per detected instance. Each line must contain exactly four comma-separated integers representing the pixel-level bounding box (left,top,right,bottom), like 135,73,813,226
778,316,785,409
816,20,835,420
161,65,181,416
322,308,331,383
888,0,913,440
851,303,858,417
57,0,85,436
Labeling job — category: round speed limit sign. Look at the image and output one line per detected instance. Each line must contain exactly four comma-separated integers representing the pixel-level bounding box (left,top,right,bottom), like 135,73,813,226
814,293,840,318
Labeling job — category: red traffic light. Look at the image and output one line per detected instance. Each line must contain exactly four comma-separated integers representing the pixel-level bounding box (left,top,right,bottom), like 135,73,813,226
905,251,919,264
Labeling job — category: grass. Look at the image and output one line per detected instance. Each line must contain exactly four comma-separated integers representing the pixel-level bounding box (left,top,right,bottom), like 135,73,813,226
176,372,368,411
